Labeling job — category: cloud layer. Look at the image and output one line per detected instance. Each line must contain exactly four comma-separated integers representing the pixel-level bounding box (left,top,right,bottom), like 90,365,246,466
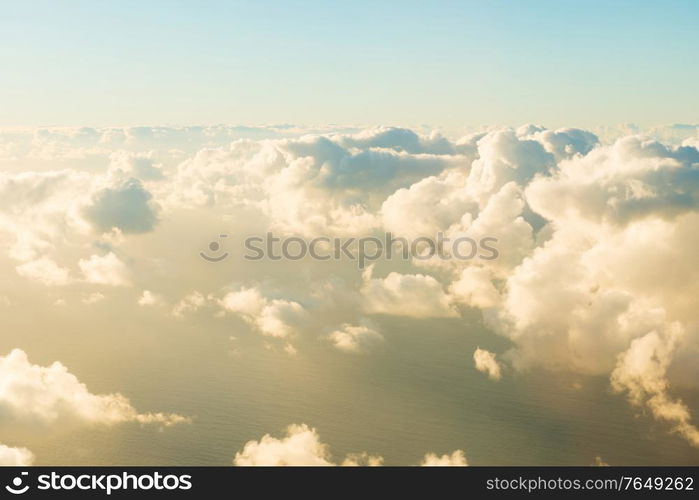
1,123,699,459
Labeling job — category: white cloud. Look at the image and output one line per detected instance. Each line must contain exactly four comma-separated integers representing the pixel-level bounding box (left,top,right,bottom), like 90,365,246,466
360,266,457,318
420,450,468,466
381,171,474,240
233,424,333,466
341,452,384,466
611,326,699,447
336,127,456,155
473,348,502,380
109,151,164,181
0,169,95,264
83,178,158,234
0,444,34,466
79,252,130,286
518,126,599,161
450,267,500,309
138,290,163,306
219,287,307,338
172,291,208,318
465,129,554,205
474,135,699,447
170,132,464,237
234,423,466,466
327,323,384,354
0,348,189,427
16,256,71,286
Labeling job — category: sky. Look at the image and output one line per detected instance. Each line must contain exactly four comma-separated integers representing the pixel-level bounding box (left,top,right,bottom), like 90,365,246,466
1,0,698,128
1,1,699,467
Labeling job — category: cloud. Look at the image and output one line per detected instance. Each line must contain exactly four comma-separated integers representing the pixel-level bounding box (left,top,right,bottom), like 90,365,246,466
525,136,699,225
109,151,164,181
450,267,500,309
138,290,163,306
83,178,158,234
219,287,307,338
360,266,457,318
611,326,699,447
340,452,385,466
465,129,554,204
233,424,333,466
15,257,71,286
336,127,456,155
79,252,130,286
473,348,502,380
0,169,93,262
327,322,384,354
517,126,599,161
468,135,699,447
172,291,208,318
420,450,468,466
170,132,463,237
0,444,34,466
381,171,475,240
234,423,466,466
0,348,189,427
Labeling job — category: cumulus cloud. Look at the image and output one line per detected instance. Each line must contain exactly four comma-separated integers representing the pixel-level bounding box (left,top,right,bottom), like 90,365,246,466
472,135,699,447
0,444,34,466
420,450,468,466
170,131,465,237
138,290,163,306
172,291,208,318
109,151,164,181
0,349,189,427
234,423,466,466
611,326,699,447
16,256,71,286
381,170,475,240
360,266,457,318
365,126,699,448
450,267,500,309
219,287,307,338
234,424,333,466
233,424,333,465
336,127,456,155
517,125,599,161
473,348,502,380
525,136,699,225
327,322,384,354
0,170,91,255
83,178,158,234
79,252,130,286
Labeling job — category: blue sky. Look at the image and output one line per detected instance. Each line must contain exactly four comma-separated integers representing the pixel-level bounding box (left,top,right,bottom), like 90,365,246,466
1,0,698,128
